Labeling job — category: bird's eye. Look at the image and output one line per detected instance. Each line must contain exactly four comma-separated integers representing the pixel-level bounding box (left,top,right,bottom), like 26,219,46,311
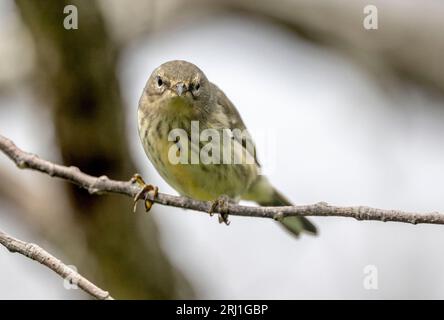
156,76,163,87
192,82,201,96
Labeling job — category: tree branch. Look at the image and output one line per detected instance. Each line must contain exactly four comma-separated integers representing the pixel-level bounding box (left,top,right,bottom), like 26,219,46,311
1,133,443,225
0,229,113,300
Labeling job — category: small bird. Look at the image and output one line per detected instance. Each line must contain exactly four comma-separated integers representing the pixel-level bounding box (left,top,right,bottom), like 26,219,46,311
136,60,317,237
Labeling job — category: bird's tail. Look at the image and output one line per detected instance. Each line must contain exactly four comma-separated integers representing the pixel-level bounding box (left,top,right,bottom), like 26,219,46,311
243,176,317,237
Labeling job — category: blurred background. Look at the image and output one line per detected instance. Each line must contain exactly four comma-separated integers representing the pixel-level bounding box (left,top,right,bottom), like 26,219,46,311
1,0,444,299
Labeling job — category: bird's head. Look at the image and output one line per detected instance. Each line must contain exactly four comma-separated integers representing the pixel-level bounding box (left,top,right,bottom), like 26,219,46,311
142,60,212,115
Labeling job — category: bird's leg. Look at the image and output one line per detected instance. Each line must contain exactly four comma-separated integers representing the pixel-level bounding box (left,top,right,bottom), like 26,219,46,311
208,195,232,225
130,173,159,213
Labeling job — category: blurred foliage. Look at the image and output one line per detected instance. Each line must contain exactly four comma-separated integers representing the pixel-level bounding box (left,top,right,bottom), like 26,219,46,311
14,0,193,299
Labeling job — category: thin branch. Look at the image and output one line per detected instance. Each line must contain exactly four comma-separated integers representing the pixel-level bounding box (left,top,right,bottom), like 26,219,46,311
0,229,113,300
1,133,444,225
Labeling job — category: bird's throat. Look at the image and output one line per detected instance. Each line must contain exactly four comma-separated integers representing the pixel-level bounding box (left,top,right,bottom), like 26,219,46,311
161,96,196,119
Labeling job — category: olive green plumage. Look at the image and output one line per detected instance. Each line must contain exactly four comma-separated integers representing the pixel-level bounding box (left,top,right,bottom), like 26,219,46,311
138,60,317,237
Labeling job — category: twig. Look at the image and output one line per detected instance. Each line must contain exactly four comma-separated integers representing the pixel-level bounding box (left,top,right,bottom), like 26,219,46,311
0,133,444,225
0,229,113,300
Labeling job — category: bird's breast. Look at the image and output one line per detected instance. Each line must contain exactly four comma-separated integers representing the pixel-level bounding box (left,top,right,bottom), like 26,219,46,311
138,106,258,201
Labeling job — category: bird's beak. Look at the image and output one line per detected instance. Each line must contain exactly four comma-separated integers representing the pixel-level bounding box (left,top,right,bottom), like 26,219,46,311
175,83,186,96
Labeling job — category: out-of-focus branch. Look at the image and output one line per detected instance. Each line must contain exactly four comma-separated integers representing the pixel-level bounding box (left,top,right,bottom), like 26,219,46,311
2,134,444,226
0,229,112,300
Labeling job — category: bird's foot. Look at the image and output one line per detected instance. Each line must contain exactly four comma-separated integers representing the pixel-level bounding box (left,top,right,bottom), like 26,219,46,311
130,173,159,213
208,195,231,225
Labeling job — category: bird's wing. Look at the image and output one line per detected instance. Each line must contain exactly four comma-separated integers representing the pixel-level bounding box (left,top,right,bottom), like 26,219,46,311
211,83,260,167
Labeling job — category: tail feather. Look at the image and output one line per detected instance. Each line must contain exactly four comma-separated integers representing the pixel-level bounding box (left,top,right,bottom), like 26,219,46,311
243,176,318,237
265,189,317,236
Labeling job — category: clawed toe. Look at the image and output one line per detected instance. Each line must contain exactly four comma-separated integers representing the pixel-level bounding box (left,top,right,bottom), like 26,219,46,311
218,212,230,225
208,195,231,226
131,173,159,213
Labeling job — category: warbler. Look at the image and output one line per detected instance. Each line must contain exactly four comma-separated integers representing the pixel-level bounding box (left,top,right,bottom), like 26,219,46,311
136,60,317,237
